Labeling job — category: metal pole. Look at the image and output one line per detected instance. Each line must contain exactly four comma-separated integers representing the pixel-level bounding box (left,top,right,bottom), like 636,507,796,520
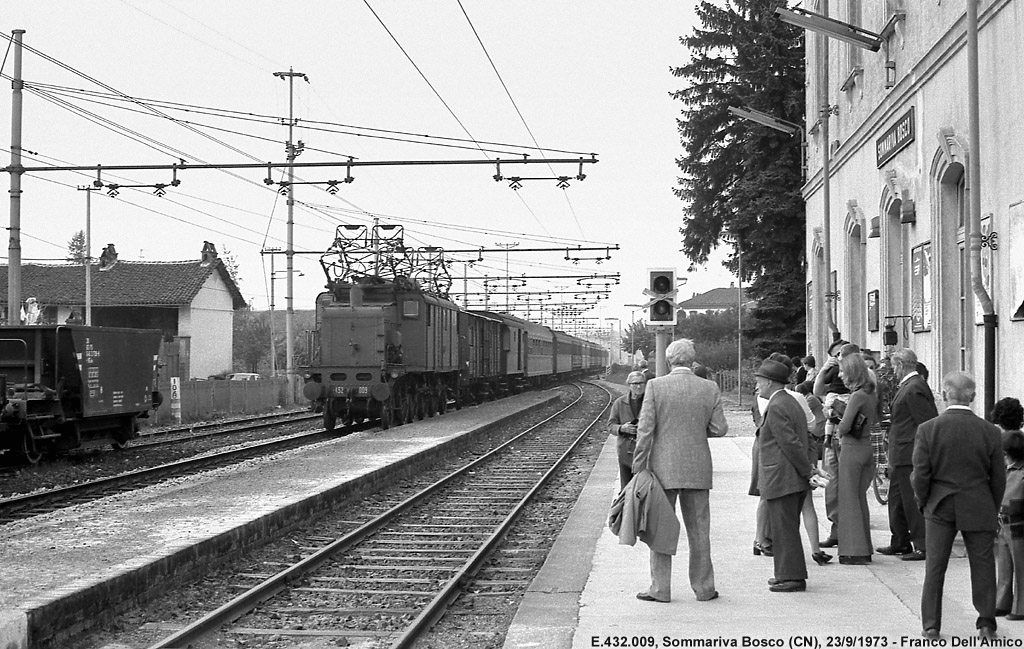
78,186,93,325
737,241,742,406
274,68,306,405
965,0,995,413
268,249,278,377
821,1,838,343
7,30,25,325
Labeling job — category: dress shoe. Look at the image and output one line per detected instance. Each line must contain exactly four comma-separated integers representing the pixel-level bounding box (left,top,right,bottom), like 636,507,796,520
979,627,997,640
820,537,839,548
768,577,781,586
921,629,940,640
901,549,926,561
1007,614,1024,621
839,555,871,565
697,591,719,601
812,551,833,565
876,544,912,555
769,579,807,593
636,592,668,603
753,541,773,557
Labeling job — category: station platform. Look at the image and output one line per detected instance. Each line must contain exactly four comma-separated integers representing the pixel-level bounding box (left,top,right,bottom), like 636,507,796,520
0,389,562,649
504,397,1021,647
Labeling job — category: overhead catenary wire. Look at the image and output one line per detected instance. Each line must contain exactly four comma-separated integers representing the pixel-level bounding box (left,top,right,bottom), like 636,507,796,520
456,0,586,238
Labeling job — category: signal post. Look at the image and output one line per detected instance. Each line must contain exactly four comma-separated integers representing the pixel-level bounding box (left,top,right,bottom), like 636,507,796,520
643,269,681,376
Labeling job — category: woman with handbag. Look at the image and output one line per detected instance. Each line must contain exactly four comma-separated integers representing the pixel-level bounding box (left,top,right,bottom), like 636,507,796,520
835,352,880,565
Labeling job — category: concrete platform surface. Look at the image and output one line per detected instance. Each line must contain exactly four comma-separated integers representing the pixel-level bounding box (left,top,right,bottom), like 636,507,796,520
0,390,560,649
504,400,1021,647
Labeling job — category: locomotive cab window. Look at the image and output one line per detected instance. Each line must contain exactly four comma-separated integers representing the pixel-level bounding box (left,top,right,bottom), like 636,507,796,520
402,300,419,319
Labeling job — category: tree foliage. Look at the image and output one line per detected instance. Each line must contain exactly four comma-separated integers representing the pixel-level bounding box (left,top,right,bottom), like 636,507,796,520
66,230,88,264
671,0,807,358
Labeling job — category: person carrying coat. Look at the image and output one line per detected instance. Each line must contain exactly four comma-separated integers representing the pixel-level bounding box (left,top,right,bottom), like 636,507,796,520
631,338,728,603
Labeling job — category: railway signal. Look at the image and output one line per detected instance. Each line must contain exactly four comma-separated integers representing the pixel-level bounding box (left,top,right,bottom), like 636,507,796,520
644,269,678,325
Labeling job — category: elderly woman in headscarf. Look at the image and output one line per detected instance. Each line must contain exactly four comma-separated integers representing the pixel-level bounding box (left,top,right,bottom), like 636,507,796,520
608,371,648,490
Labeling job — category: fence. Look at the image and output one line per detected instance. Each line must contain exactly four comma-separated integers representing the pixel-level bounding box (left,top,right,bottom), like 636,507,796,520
712,369,756,401
148,378,306,426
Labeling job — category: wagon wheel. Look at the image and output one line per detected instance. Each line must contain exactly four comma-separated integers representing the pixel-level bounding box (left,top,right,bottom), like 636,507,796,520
19,431,43,465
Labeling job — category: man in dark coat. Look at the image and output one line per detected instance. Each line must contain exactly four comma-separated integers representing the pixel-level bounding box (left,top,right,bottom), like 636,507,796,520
755,359,813,593
912,371,1006,640
878,348,938,561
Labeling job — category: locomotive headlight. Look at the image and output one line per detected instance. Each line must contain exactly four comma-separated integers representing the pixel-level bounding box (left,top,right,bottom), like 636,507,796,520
304,371,312,380
389,370,400,379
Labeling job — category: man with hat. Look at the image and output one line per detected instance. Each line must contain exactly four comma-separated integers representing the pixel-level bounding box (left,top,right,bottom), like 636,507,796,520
756,358,813,592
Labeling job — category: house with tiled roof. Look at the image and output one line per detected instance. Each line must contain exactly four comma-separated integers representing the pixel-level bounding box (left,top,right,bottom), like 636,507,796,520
0,242,246,379
676,282,755,318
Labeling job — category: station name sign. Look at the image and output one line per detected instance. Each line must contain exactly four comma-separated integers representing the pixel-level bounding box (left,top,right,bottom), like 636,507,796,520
876,107,915,168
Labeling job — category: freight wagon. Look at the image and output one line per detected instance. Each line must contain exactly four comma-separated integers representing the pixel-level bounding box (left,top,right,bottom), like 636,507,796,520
0,325,163,464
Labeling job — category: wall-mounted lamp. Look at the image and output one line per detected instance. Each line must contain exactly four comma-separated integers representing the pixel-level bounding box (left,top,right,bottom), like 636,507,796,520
883,315,913,354
883,322,898,347
775,6,883,52
885,60,897,89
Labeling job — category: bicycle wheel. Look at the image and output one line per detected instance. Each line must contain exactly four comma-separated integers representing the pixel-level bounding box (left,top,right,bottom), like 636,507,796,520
872,465,889,505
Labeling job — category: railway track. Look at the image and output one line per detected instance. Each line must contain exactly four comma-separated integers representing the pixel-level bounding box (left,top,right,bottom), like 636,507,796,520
142,381,611,649
134,410,321,448
0,414,359,523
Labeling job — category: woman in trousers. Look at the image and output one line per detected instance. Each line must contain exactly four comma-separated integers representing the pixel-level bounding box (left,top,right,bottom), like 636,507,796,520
835,353,879,565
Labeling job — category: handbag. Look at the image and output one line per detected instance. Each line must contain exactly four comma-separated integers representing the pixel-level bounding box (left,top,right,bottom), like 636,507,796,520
848,412,869,439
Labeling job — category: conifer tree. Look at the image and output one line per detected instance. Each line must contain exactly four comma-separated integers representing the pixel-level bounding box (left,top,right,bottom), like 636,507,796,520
671,0,806,358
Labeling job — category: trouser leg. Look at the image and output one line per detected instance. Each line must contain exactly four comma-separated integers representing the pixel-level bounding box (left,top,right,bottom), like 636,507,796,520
963,529,998,631
997,526,1013,613
921,514,957,633
678,488,716,599
766,491,808,581
886,465,911,549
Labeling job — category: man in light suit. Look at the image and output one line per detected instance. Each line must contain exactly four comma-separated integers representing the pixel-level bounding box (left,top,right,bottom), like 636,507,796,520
632,338,728,603
913,371,1006,640
878,348,937,561
755,359,813,592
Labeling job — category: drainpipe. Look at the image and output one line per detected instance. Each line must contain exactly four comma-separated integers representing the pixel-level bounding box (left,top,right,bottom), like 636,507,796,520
966,0,995,414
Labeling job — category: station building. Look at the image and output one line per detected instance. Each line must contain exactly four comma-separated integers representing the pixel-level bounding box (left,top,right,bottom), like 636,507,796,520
801,0,1022,412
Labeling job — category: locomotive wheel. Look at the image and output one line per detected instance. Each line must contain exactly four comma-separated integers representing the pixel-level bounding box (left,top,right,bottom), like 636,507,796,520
400,390,414,424
415,393,426,420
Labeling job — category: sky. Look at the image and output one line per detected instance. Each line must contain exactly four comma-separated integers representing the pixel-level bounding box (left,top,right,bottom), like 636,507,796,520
0,1,736,342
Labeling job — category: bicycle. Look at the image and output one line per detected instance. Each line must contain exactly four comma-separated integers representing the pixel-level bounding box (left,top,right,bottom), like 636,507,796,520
871,416,890,505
